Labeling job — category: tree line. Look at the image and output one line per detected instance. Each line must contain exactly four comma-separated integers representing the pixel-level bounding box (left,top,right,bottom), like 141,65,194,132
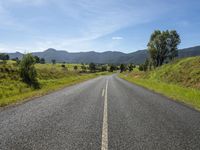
1,29,181,88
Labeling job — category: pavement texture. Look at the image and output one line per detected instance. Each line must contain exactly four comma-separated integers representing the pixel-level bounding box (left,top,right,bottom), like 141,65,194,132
0,74,200,150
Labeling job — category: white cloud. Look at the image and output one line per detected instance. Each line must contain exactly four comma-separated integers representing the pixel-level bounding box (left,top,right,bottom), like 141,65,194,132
0,0,178,52
112,37,123,40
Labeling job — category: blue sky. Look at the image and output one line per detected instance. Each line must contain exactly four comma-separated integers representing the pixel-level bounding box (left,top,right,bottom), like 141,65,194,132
0,0,200,53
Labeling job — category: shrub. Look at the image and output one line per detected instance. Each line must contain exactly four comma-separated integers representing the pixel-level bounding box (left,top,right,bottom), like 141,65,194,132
19,54,39,89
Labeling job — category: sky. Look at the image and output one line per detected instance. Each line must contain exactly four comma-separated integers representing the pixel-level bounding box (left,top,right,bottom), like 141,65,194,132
0,0,200,53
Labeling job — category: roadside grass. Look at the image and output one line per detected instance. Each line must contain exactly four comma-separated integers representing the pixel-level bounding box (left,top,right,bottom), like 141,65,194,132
119,56,200,110
0,62,111,107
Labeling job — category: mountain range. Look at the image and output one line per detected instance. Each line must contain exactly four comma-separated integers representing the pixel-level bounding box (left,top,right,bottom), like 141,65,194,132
7,45,200,64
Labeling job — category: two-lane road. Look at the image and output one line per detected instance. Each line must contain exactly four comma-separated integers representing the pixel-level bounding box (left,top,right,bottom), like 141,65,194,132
0,75,200,150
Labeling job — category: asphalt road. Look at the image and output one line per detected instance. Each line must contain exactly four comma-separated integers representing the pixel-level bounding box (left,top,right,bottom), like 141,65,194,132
0,75,200,150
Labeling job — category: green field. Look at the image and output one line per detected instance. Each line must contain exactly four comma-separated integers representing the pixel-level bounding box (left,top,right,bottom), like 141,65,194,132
119,56,200,110
0,61,111,107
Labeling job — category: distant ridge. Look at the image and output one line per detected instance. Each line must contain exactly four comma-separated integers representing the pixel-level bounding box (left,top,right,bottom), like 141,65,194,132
7,45,200,64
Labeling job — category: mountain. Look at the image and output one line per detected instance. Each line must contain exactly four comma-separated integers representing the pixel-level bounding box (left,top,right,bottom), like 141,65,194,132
178,46,200,58
7,46,200,64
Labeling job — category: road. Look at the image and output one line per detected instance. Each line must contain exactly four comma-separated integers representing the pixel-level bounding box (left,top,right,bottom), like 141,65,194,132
0,75,200,150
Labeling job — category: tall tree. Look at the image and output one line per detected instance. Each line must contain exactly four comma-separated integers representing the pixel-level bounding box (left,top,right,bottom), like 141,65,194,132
120,64,126,73
89,63,96,72
147,30,180,67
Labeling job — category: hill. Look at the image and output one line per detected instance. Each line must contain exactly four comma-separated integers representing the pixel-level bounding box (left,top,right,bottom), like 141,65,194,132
119,56,200,109
7,45,200,64
0,61,109,106
146,56,200,89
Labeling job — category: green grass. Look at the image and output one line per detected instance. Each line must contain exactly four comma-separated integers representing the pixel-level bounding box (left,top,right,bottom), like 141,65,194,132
119,56,200,110
0,62,111,107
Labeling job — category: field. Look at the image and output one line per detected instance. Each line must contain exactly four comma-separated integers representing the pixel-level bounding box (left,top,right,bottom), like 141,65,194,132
119,56,200,110
0,61,110,107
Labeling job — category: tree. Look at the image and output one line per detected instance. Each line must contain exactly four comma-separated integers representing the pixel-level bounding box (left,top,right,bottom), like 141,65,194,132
19,54,39,89
143,59,149,71
0,53,9,60
101,65,107,72
34,56,40,63
109,65,116,72
61,64,65,68
120,64,126,73
147,30,180,67
138,59,149,71
52,59,56,64
138,64,144,71
81,64,87,72
74,65,78,71
40,58,45,64
89,63,96,72
128,64,134,72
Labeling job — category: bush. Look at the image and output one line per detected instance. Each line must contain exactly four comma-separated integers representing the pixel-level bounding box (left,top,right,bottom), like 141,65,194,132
61,64,65,68
74,65,78,71
89,63,96,72
120,64,126,73
19,54,39,89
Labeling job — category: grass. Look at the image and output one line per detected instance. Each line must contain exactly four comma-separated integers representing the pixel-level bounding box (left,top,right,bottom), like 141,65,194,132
0,61,111,107
119,56,200,110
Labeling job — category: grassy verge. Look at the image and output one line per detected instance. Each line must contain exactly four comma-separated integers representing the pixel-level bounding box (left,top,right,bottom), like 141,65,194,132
0,70,111,107
119,73,200,110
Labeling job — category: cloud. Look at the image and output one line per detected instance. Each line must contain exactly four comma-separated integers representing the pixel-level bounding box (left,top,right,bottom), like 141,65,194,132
0,0,178,52
112,37,123,40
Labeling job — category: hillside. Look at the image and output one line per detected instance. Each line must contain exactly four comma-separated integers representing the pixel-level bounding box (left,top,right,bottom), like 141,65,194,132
146,56,200,89
119,56,200,109
0,61,109,106
7,45,200,64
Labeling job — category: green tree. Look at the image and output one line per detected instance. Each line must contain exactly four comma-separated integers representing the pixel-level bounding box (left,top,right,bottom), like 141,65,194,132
89,63,96,72
101,65,107,72
34,56,40,63
147,30,180,67
120,64,126,73
0,53,9,63
128,64,134,72
81,64,87,72
109,65,116,72
52,59,56,64
138,59,149,72
19,54,39,89
138,64,144,71
40,58,45,64
143,59,149,71
74,65,78,71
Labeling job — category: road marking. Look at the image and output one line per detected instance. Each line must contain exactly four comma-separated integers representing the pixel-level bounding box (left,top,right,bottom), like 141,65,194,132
101,80,108,150
102,88,105,97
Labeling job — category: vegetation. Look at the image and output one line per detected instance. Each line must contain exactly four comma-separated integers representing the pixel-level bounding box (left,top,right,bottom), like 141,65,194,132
74,65,78,71
148,30,180,67
0,60,111,107
89,63,96,72
19,54,39,89
120,64,126,72
119,56,200,110
109,64,117,72
52,59,56,64
0,53,9,61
